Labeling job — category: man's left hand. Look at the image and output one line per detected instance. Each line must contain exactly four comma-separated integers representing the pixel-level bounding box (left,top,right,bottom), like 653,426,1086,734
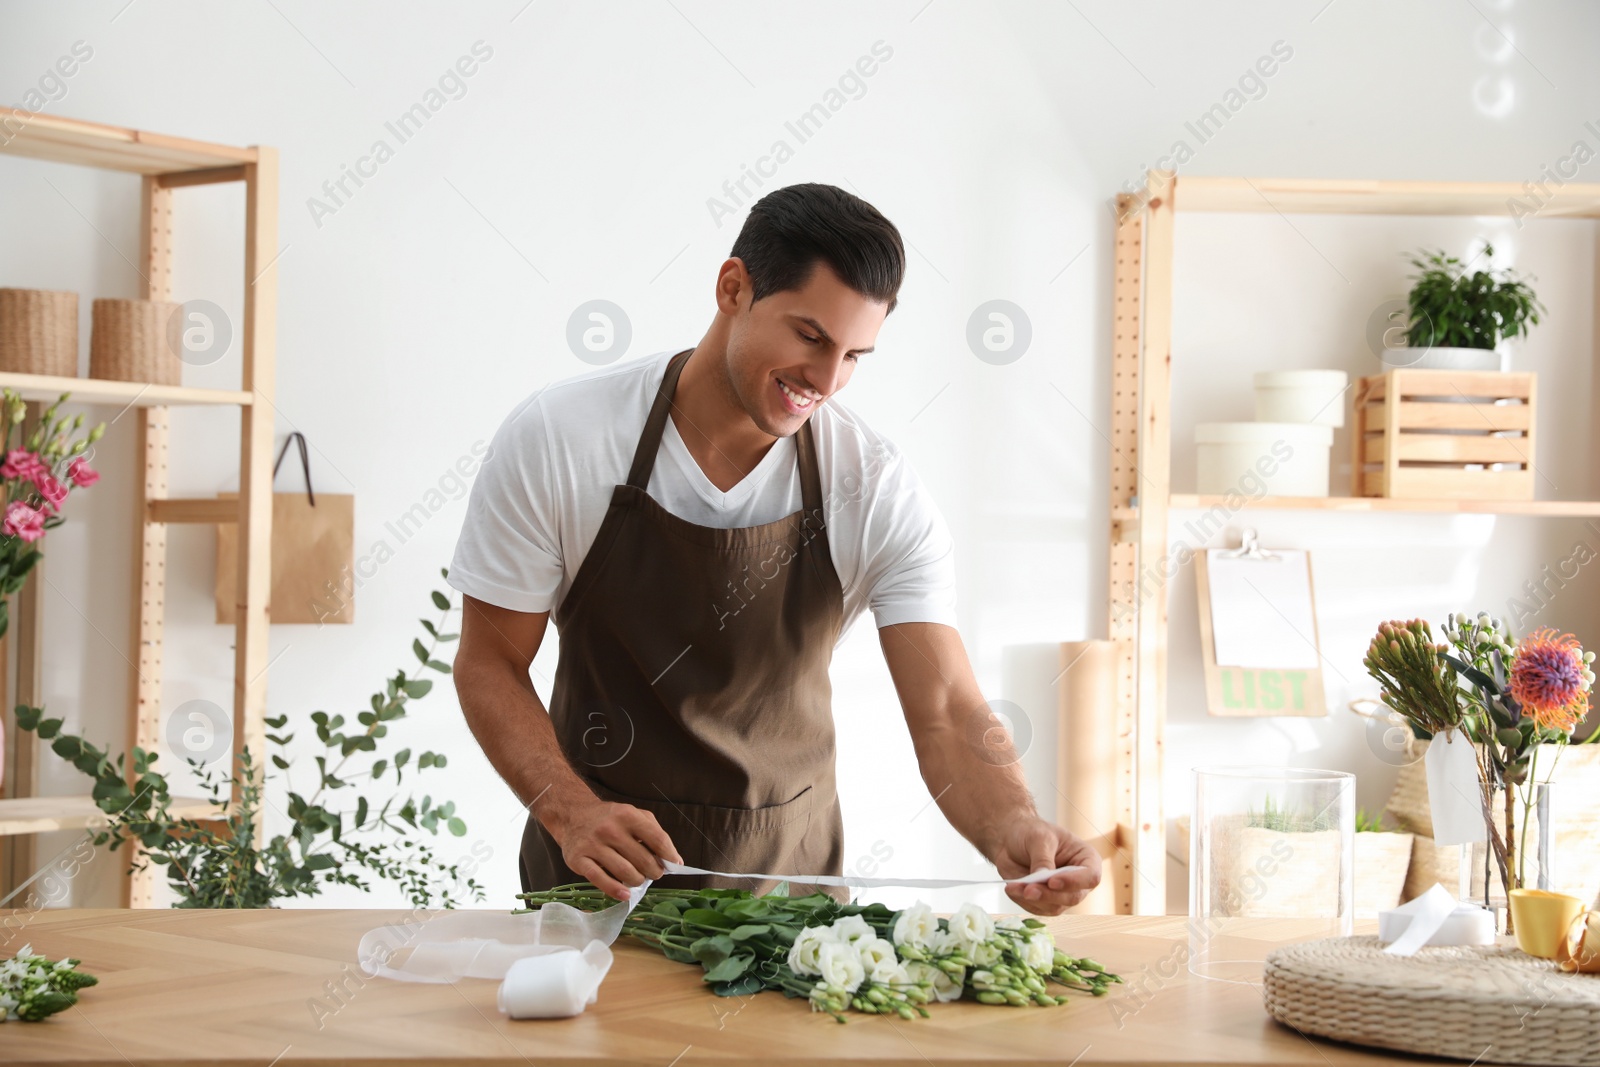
992,817,1104,916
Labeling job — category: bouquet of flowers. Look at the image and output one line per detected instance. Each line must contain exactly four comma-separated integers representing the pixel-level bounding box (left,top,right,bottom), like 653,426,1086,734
0,945,98,1022
0,388,105,639
1363,612,1596,903
515,883,1119,1023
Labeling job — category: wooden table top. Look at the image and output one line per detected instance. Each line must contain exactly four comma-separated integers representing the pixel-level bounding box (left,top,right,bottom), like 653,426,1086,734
0,908,1457,1066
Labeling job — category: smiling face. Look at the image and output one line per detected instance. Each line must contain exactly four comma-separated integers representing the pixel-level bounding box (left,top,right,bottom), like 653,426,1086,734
716,257,888,438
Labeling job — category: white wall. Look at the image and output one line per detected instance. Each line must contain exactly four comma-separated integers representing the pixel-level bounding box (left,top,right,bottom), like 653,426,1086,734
1,0,1597,914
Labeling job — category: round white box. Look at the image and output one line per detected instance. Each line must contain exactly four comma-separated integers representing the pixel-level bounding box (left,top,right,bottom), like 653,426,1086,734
1196,421,1335,497
1253,370,1349,428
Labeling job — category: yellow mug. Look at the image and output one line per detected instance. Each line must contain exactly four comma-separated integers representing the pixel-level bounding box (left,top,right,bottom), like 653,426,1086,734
1509,889,1586,959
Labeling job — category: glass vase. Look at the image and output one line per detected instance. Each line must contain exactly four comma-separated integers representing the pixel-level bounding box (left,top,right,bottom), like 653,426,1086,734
1190,767,1355,983
1459,780,1553,933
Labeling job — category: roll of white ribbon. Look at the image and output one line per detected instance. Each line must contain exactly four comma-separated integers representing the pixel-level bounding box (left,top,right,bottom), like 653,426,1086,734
1380,883,1496,955
497,941,615,1019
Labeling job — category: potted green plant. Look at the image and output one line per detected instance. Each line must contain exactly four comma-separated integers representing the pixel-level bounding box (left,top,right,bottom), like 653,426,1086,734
1383,243,1546,371
13,573,483,908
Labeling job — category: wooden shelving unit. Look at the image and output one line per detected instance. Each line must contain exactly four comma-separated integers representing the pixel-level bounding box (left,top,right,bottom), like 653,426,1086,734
1104,171,1600,915
0,109,278,907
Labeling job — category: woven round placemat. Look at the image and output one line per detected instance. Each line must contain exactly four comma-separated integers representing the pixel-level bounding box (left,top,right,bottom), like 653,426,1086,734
1264,936,1600,1066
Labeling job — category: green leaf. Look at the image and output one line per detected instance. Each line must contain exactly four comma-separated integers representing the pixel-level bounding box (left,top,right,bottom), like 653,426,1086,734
446,816,466,836
711,974,765,997
425,660,452,674
356,796,369,827
690,934,736,966
371,759,387,779
682,908,734,931
651,901,683,919
702,954,752,983
412,639,429,664
728,924,771,941
431,591,450,611
403,678,433,699
271,754,289,770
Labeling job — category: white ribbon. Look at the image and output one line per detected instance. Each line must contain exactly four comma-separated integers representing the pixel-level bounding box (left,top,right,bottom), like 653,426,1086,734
355,862,1083,1017
661,859,1087,889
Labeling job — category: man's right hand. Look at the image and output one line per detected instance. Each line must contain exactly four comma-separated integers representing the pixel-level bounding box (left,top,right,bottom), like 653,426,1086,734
553,798,683,901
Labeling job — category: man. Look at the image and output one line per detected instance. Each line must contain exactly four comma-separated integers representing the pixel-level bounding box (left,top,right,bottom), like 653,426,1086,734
449,183,1101,915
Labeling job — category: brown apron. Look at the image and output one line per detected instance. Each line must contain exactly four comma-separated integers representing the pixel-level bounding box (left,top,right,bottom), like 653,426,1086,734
519,347,848,901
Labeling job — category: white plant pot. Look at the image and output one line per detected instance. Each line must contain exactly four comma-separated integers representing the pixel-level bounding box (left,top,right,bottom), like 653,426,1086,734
1254,370,1348,428
1378,345,1504,372
1354,830,1414,918
1195,421,1334,497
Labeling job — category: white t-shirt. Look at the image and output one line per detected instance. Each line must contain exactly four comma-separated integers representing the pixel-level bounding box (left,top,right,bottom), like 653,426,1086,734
448,349,957,637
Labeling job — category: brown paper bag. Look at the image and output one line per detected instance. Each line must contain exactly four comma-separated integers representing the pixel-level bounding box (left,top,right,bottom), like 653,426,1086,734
215,433,354,625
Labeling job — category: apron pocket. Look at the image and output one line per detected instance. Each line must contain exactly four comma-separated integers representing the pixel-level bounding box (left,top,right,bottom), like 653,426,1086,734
583,777,817,837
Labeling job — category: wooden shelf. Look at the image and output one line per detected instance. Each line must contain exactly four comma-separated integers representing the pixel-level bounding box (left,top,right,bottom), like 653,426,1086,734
0,112,276,908
1166,494,1600,517
0,108,255,175
1176,175,1600,219
0,372,251,407
0,795,226,837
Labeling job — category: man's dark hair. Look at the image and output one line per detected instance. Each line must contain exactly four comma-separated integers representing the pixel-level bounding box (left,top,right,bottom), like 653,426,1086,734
730,183,905,314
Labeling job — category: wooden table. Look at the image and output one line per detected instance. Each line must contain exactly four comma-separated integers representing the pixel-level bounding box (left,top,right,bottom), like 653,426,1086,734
0,909,1458,1066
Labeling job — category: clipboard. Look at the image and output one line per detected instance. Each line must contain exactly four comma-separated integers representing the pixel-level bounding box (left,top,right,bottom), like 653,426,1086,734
1194,529,1326,717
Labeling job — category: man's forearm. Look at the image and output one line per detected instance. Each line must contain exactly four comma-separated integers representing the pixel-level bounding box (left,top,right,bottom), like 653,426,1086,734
914,713,1041,859
454,656,596,837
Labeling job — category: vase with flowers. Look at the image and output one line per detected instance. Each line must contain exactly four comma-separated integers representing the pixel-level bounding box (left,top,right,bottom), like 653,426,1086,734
1364,613,1596,931
0,388,105,639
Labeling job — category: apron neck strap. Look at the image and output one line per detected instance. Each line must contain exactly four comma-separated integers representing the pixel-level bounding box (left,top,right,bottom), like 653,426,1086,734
627,349,693,490
626,348,827,528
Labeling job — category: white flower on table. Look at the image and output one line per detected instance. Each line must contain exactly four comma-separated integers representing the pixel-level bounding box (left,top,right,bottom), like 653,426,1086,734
855,936,899,980
891,902,939,950
830,914,874,944
1023,933,1056,971
950,902,996,950
788,925,837,977
904,960,963,1003
817,940,867,992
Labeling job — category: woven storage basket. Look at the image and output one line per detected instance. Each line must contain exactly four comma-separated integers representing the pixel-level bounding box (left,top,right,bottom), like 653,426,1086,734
1265,935,1600,1065
89,298,181,385
0,288,78,376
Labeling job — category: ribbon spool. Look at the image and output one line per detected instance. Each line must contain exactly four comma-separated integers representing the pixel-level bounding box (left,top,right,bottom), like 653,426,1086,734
1557,909,1600,973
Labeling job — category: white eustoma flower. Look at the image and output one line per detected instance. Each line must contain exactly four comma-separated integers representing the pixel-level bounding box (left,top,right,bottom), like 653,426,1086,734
787,925,836,977
1023,933,1055,971
996,916,1026,931
817,940,866,992
892,902,938,949
926,927,960,955
971,939,1002,967
873,960,912,989
905,960,964,1002
830,914,874,943
856,936,899,980
950,903,996,949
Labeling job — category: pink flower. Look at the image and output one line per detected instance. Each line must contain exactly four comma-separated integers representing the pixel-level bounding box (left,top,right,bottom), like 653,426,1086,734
34,473,67,514
66,457,99,488
1,450,45,482
3,501,46,543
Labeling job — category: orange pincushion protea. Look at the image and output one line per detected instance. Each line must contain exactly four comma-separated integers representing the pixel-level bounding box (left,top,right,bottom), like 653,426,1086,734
1509,628,1591,731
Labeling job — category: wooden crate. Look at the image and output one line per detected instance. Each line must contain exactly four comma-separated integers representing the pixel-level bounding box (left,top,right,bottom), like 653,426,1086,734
1352,368,1536,500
